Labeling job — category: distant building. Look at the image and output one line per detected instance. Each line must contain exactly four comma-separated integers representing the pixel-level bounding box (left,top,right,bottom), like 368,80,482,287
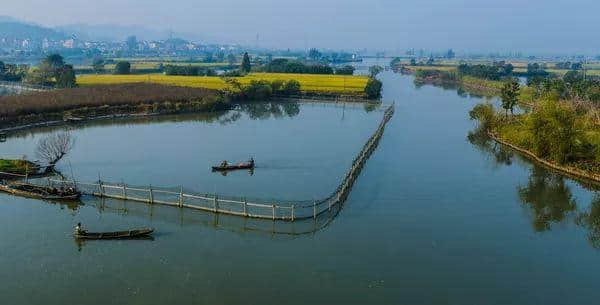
63,39,75,49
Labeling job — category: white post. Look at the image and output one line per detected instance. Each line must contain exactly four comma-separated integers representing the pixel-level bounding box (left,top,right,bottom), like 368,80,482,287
291,205,295,222
272,205,275,220
179,186,184,207
122,184,127,199
149,185,154,204
98,180,104,197
243,197,247,216
214,194,218,212
313,200,316,219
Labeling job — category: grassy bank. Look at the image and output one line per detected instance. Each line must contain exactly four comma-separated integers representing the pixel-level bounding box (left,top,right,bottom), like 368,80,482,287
413,68,536,103
0,159,37,175
77,73,370,95
470,100,600,180
0,83,227,129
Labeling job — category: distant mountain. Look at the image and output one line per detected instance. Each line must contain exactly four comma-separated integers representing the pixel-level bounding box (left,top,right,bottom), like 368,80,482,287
56,23,214,43
0,16,65,40
56,24,174,42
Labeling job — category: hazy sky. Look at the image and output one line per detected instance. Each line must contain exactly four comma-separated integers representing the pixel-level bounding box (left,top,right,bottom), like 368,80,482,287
3,0,600,53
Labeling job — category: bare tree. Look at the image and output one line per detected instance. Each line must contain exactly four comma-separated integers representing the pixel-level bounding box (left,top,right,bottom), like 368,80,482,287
36,132,75,171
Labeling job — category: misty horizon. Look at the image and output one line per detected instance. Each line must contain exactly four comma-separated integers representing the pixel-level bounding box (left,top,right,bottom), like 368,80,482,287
2,0,599,54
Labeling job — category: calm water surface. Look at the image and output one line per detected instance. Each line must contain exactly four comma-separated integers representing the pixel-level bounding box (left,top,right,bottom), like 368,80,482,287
2,70,600,305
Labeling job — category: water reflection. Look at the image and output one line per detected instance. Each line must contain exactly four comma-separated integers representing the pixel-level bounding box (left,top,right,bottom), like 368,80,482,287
467,129,514,167
1,101,352,140
518,167,577,232
467,128,600,248
74,235,155,252
576,197,600,248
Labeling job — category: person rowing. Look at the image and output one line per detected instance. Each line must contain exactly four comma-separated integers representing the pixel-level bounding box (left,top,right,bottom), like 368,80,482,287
75,222,86,235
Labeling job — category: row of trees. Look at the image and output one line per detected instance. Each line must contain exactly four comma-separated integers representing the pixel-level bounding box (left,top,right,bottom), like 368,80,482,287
223,78,301,100
163,65,217,76
555,61,584,70
457,62,514,80
258,58,333,74
528,71,600,104
255,58,355,75
25,54,77,88
0,61,29,81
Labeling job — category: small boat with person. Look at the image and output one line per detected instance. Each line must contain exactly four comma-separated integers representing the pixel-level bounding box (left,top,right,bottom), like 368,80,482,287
212,157,255,172
74,223,154,240
0,181,81,200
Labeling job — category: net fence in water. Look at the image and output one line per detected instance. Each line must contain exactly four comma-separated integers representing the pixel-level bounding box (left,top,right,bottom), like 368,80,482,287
33,104,394,221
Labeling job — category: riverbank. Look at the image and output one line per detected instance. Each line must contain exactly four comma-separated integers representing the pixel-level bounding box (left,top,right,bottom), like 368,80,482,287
0,159,38,177
0,83,228,130
412,68,536,105
470,100,600,184
489,132,600,186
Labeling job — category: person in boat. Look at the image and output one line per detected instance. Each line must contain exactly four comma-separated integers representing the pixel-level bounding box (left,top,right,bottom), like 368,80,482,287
249,157,255,167
220,160,228,168
75,222,85,235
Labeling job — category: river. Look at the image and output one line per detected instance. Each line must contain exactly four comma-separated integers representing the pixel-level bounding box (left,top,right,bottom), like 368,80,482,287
1,67,600,305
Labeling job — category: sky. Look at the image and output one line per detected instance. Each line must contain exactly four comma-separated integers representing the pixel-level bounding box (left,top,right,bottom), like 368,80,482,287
3,0,600,53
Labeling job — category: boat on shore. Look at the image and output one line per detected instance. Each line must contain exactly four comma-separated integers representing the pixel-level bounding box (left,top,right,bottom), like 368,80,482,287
0,181,81,200
74,228,154,240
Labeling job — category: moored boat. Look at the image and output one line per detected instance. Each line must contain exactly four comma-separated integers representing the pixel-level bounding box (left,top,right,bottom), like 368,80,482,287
0,181,81,200
211,163,254,171
74,228,154,240
212,158,255,172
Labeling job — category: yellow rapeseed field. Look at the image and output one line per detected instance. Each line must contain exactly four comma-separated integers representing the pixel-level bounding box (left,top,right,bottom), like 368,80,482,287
77,73,369,93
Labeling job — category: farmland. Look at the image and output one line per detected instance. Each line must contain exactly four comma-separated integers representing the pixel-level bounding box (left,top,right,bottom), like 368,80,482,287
77,73,370,94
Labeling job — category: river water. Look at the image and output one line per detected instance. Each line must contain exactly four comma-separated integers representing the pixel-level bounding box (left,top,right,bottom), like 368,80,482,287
2,68,600,305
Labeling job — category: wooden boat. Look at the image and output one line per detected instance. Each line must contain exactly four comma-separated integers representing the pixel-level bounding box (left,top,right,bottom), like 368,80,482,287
0,182,81,200
212,161,254,172
75,228,154,240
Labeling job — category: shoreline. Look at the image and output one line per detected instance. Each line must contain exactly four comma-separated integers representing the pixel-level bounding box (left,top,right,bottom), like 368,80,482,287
0,98,379,136
489,132,600,186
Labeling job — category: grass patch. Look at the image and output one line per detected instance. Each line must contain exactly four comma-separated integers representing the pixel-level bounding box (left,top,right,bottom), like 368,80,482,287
0,159,37,175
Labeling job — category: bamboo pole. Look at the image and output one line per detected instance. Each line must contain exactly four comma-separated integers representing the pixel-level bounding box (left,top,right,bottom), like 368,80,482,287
214,194,218,212
149,185,154,204
243,197,247,216
272,204,275,220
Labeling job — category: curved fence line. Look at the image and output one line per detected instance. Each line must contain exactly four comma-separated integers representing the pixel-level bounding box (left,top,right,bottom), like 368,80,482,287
41,103,395,221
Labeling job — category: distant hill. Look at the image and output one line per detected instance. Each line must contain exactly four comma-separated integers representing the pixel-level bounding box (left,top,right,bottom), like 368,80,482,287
0,16,65,40
56,24,172,42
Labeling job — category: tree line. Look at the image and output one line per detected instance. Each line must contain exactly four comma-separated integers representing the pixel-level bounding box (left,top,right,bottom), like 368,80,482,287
255,58,355,75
